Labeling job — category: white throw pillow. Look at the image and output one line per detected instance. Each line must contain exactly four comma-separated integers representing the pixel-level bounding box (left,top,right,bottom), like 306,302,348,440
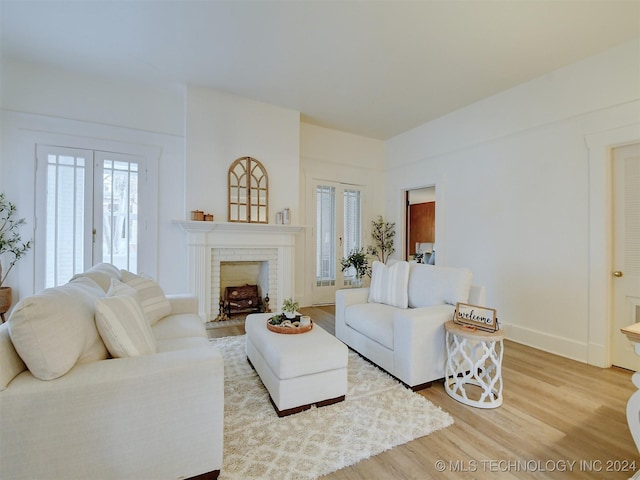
407,263,473,308
368,260,410,309
95,295,157,358
70,263,122,293
121,270,171,325
8,277,109,381
107,278,139,297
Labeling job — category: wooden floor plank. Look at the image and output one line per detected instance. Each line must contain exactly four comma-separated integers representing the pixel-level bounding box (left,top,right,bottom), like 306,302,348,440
209,305,640,479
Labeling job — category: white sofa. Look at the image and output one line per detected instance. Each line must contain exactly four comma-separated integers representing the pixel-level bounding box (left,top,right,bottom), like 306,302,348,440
336,261,485,390
0,264,224,480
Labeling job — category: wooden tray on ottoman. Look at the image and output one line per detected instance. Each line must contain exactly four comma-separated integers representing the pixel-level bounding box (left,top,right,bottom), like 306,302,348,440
266,315,313,334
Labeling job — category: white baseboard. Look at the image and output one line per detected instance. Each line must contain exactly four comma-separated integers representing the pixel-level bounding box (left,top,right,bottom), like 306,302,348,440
587,342,609,368
502,322,589,364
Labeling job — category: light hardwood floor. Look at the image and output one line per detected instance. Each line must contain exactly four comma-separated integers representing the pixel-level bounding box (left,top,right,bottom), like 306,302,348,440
208,306,640,479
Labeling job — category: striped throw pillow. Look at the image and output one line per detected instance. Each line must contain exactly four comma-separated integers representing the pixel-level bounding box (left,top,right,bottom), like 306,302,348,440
368,260,410,308
95,295,157,358
121,270,171,325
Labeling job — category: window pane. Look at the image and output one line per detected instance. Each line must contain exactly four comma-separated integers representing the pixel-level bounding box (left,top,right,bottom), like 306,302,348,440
102,158,138,272
343,189,362,280
46,153,86,287
316,185,336,286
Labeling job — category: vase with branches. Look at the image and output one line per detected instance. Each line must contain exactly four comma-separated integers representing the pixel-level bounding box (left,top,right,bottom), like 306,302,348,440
0,193,32,321
0,194,32,287
367,215,395,264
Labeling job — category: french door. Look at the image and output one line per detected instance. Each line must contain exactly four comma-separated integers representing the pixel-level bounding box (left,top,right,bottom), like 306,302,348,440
35,145,145,289
312,179,364,305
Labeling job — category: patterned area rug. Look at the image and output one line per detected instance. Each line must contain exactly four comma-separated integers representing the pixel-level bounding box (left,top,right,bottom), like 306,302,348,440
212,335,454,480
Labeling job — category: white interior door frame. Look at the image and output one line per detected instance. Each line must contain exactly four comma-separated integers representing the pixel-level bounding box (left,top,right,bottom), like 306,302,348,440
586,123,640,368
308,177,367,305
611,143,640,370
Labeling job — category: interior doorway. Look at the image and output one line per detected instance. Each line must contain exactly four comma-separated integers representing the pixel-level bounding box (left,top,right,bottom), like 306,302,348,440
405,187,436,263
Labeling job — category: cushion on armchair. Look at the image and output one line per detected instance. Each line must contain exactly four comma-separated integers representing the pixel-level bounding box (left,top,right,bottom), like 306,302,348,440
407,263,472,308
344,302,397,349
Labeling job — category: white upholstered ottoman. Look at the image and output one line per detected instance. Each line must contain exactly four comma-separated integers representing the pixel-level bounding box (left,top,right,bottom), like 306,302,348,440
245,313,348,417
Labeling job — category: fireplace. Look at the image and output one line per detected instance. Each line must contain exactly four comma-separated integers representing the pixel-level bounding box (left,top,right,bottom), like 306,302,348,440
176,221,303,321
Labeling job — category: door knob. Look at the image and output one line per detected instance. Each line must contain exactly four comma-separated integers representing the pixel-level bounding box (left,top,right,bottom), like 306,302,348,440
613,271,623,277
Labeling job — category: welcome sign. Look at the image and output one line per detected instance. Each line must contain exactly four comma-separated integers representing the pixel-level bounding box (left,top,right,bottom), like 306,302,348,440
454,303,499,332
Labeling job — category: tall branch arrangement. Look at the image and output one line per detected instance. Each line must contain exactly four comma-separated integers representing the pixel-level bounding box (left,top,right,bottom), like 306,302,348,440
0,193,32,287
367,215,395,264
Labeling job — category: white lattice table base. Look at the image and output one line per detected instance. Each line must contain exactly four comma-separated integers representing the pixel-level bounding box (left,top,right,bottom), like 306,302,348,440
444,320,505,409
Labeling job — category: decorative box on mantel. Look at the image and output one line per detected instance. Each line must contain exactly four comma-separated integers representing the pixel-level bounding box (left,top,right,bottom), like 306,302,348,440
174,221,305,321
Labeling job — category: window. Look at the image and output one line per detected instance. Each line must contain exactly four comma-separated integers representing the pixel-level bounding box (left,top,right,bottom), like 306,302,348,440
342,188,362,280
36,145,147,289
44,147,90,287
100,154,139,270
316,185,336,287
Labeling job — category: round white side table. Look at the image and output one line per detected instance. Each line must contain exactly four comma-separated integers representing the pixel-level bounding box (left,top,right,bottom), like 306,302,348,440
444,320,505,409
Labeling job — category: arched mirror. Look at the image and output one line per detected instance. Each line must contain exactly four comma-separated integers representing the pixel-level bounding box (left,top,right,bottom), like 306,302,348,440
228,157,268,223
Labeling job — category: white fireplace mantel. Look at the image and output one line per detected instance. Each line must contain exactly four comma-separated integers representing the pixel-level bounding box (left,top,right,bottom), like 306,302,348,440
175,220,305,320
175,220,305,236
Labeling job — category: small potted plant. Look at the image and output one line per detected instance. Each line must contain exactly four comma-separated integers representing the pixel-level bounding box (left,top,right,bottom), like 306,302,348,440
340,247,370,287
0,193,32,320
281,298,299,319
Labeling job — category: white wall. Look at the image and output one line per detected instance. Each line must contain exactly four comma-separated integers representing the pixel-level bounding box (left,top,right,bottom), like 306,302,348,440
0,59,188,296
408,186,435,204
5,39,637,352
385,39,640,365
1,60,184,137
0,62,384,310
299,123,385,305
184,87,308,307
185,87,301,222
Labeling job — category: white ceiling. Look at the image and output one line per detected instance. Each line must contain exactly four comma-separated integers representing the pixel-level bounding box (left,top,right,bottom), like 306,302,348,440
1,1,639,140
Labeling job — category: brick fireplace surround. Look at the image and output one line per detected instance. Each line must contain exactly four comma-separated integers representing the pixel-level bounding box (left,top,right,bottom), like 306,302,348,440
176,221,304,321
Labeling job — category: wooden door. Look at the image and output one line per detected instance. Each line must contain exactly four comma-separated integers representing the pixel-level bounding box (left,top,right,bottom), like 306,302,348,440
408,202,435,256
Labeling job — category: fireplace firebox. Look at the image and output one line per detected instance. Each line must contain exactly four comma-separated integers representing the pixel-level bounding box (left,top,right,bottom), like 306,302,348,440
222,284,264,317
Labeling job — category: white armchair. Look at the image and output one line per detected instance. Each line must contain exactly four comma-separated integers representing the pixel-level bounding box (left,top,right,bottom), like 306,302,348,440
336,261,485,390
